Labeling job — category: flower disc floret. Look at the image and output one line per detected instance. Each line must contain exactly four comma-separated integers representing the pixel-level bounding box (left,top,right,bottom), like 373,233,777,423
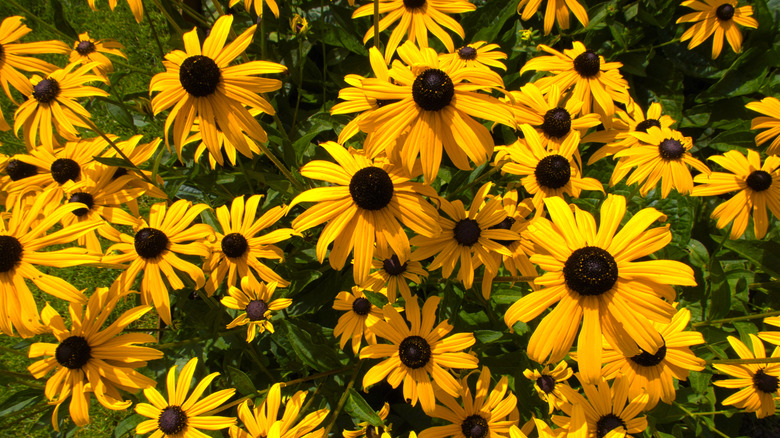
635,118,661,133
563,246,618,296
541,108,572,138
158,405,188,435
535,154,571,189
412,69,454,112
461,415,489,438
51,158,80,184
453,219,481,246
0,236,23,272
134,227,169,259
659,139,685,160
537,375,556,393
573,51,600,78
383,254,407,276
245,299,268,321
33,78,60,103
403,0,426,9
596,414,626,438
349,167,394,210
629,343,667,367
221,232,249,258
753,369,779,393
68,192,95,216
351,297,372,316
54,336,91,369
179,55,221,97
716,3,735,20
75,40,96,55
458,46,477,60
6,160,37,181
746,170,772,192
399,335,431,369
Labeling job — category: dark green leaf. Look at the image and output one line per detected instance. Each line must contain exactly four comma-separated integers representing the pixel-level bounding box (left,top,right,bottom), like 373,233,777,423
227,365,258,396
344,388,383,427
723,239,780,279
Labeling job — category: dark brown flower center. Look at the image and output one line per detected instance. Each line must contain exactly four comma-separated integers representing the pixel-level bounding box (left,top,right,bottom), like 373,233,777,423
76,40,96,55
454,219,481,246
33,78,60,104
398,335,431,369
753,369,779,394
573,51,600,78
635,118,661,133
563,246,618,296
629,341,667,367
111,167,128,180
158,405,188,435
541,107,572,138
55,336,91,369
716,3,735,20
537,374,556,393
489,216,517,247
50,158,81,184
461,415,489,438
179,55,221,97
367,426,385,438
376,98,400,108
134,227,169,259
352,297,372,316
403,0,426,9
0,236,23,273
457,46,478,60
746,170,772,192
412,69,454,112
6,159,38,181
246,299,269,321
69,192,95,217
222,232,249,258
383,254,407,276
658,138,685,160
535,154,571,189
596,414,626,438
349,167,394,210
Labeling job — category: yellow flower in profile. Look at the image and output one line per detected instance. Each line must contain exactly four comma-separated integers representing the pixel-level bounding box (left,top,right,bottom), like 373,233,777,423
505,195,696,384
229,0,280,17
289,142,441,285
746,96,780,155
230,382,329,438
204,195,295,295
69,32,126,81
516,0,589,35
418,366,518,438
290,15,310,35
333,286,384,354
103,199,214,325
520,42,630,122
343,403,392,438
523,361,573,414
27,287,162,430
677,0,758,59
221,278,292,342
136,358,237,437
759,316,780,346
353,0,477,63
691,150,780,239
87,0,144,23
14,62,108,150
149,14,286,167
0,16,69,130
365,247,428,303
613,126,710,198
0,192,101,337
360,295,478,414
438,42,508,72
712,335,780,418
185,108,266,168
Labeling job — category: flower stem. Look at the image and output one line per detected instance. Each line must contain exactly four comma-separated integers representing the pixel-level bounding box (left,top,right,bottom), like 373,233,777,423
323,359,364,437
491,275,538,282
373,0,381,50
673,402,730,438
692,310,780,328
707,357,780,365
149,0,185,35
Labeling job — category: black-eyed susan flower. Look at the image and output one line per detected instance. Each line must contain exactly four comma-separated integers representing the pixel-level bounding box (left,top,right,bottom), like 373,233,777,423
229,0,280,17
523,361,573,414
505,194,696,383
612,126,710,198
677,0,758,59
410,182,519,290
365,247,428,303
14,62,108,150
230,382,329,438
352,0,476,63
98,135,167,215
520,42,630,122
136,358,237,437
290,15,310,35
438,42,508,73
87,0,144,23
204,195,295,295
712,335,780,418
495,125,603,216
691,150,780,239
508,422,555,438
517,0,589,35
600,307,705,409
149,14,286,167
103,199,214,325
759,316,780,346
746,96,780,156
343,403,392,438
0,16,70,130
221,278,291,342
553,375,649,437
184,107,265,168
333,286,384,354
69,32,126,81
289,142,441,285
0,192,101,337
360,295,478,414
27,287,162,429
419,366,518,438
586,100,677,166
334,42,515,183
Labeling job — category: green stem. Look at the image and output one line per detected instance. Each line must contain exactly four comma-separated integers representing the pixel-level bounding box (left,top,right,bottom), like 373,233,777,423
169,0,211,26
448,166,500,199
491,275,537,282
283,364,357,388
0,345,27,357
149,0,185,35
693,310,780,328
0,369,41,382
144,0,167,60
674,402,730,438
323,360,364,437
5,0,73,41
289,36,306,138
255,140,306,192
373,0,380,50
708,357,780,365
247,344,276,381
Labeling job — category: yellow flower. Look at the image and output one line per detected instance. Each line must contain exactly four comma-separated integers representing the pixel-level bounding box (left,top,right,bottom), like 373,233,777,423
438,42,508,72
343,403,392,438
221,278,292,342
365,247,428,304
291,15,310,35
677,0,758,59
523,361,573,414
333,286,384,354
746,96,780,155
69,32,126,81
516,0,589,35
229,0,280,17
230,382,329,438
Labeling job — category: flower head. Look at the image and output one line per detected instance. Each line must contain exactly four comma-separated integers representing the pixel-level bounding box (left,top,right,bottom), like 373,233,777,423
523,361,573,414
516,0,589,35
221,278,292,342
438,42,508,72
746,96,780,155
69,32,126,81
677,0,758,59
333,286,384,354
230,382,329,438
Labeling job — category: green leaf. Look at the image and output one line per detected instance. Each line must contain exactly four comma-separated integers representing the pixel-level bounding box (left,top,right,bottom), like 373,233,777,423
49,0,77,39
105,101,136,130
227,365,258,396
686,239,709,269
283,319,345,372
707,259,731,320
723,239,780,279
688,370,711,394
474,330,503,344
344,388,383,427
0,389,43,417
92,156,135,168
114,414,144,438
